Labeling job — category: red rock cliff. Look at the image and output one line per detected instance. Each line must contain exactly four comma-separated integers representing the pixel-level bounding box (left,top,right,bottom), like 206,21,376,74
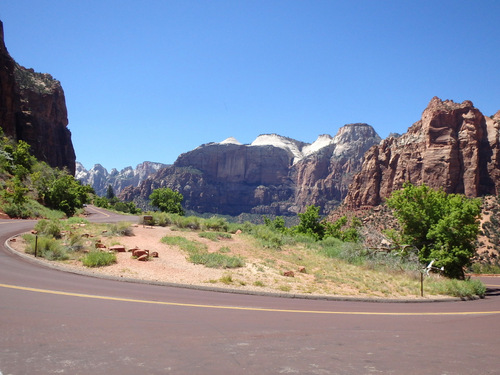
0,21,75,174
344,97,500,208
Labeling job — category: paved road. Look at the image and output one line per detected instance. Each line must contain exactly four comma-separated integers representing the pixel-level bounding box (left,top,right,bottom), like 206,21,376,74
0,208,499,374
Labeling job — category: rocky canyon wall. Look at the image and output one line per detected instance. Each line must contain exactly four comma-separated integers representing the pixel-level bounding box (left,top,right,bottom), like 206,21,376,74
344,97,500,208
0,21,75,174
120,125,381,215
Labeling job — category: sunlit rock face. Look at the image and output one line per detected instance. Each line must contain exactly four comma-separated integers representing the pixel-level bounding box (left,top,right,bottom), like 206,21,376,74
344,97,500,208
120,125,381,216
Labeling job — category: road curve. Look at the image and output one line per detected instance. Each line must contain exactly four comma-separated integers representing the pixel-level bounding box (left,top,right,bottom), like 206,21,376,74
0,208,499,374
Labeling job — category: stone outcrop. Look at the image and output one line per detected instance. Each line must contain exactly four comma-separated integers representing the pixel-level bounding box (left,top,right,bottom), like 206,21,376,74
0,21,76,174
120,125,381,215
292,124,381,213
344,97,500,208
76,161,168,196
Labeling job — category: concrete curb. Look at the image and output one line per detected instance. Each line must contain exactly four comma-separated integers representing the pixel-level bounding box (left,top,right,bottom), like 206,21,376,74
5,235,467,304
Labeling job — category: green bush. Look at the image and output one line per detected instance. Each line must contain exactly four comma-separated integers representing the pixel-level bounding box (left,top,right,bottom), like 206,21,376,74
174,215,201,230
35,219,63,238
82,251,117,267
252,225,286,249
1,202,30,218
147,212,173,227
202,216,229,232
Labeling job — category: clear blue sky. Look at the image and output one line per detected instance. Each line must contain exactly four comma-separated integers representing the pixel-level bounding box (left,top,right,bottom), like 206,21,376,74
1,1,499,171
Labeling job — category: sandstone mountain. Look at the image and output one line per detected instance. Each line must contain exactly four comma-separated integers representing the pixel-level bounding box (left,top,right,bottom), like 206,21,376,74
344,97,500,208
76,161,168,197
120,124,381,215
0,21,76,174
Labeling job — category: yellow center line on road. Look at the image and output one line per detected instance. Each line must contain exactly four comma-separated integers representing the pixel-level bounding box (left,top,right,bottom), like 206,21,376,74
1,283,499,316
85,206,111,217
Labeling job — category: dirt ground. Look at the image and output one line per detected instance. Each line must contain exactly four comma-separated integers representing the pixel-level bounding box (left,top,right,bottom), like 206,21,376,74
10,224,322,296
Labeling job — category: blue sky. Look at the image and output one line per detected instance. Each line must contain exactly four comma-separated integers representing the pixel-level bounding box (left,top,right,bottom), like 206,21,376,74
1,1,499,171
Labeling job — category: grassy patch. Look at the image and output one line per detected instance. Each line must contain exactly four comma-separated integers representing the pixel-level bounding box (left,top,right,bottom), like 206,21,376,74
162,235,244,269
219,274,233,284
426,278,486,298
189,252,245,269
82,251,117,267
198,232,232,241
161,236,205,253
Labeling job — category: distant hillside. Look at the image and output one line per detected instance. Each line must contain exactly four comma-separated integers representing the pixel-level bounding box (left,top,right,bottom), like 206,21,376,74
76,161,168,196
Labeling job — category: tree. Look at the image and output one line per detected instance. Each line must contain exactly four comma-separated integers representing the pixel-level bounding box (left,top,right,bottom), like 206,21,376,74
293,205,324,240
386,183,481,279
149,187,184,215
324,216,362,242
45,174,91,216
263,216,287,233
106,185,115,200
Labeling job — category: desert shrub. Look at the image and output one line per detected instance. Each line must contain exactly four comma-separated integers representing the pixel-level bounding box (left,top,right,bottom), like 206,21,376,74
252,225,286,249
23,234,68,260
153,212,173,227
202,216,229,232
1,202,31,218
35,219,63,238
174,215,201,230
319,239,367,266
82,251,117,267
64,232,84,252
105,222,133,236
427,278,486,298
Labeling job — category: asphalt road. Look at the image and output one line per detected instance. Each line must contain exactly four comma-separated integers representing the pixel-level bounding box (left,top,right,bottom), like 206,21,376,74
0,208,499,374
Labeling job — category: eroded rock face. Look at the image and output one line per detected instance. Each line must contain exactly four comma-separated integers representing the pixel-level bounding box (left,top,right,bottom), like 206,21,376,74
292,124,381,213
344,97,500,208
0,21,76,174
120,125,381,215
